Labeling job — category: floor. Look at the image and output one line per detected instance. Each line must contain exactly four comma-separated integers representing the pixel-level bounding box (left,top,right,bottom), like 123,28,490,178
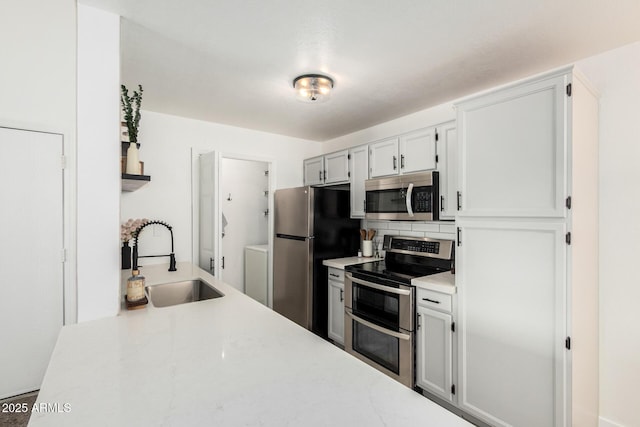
0,391,38,427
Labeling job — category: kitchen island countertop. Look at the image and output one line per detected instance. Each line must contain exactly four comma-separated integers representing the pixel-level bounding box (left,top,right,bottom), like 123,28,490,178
30,262,470,427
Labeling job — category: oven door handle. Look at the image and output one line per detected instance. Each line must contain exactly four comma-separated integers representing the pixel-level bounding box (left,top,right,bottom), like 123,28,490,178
346,310,411,341
346,274,412,296
405,183,414,217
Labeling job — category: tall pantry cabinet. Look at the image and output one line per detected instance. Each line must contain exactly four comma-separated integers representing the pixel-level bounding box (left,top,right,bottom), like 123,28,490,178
454,67,598,427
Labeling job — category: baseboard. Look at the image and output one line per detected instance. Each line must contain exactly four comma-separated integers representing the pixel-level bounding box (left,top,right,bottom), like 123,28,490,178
600,416,624,427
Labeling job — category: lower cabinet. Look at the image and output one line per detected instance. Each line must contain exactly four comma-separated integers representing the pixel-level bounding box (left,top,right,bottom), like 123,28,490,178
415,288,455,403
327,268,345,345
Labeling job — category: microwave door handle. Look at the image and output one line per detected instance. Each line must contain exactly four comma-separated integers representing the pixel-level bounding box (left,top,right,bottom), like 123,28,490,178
345,310,411,340
405,183,414,217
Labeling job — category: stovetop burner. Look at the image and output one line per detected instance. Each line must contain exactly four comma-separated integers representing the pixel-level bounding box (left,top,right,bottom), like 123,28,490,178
345,235,454,285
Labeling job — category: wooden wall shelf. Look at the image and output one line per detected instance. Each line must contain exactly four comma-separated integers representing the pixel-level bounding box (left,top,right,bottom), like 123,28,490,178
122,173,150,192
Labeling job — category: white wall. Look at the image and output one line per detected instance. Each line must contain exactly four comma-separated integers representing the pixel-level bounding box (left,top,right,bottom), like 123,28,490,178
0,0,77,322
220,158,269,290
77,5,121,322
120,110,321,266
323,103,455,152
576,41,640,427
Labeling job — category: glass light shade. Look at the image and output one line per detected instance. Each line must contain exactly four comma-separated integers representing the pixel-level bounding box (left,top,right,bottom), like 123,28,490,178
293,74,334,102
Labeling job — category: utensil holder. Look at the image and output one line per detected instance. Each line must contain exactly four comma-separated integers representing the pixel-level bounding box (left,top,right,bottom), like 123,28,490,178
362,240,373,257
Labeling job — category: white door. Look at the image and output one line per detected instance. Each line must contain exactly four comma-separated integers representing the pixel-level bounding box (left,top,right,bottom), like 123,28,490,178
457,74,568,218
303,156,324,186
349,144,368,218
456,220,567,427
324,150,349,184
0,127,64,399
416,305,453,402
199,151,216,275
369,137,399,178
437,122,457,220
399,127,436,174
327,279,345,345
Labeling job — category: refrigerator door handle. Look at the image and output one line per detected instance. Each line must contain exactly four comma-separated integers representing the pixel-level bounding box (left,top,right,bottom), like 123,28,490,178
405,183,414,217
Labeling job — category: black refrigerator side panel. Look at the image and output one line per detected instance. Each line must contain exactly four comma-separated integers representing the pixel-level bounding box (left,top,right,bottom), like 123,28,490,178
311,188,361,338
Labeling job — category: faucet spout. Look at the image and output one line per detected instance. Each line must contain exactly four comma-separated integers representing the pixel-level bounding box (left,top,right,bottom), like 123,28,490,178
132,220,177,272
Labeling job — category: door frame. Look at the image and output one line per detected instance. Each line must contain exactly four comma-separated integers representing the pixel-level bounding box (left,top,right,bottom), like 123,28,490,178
191,149,275,307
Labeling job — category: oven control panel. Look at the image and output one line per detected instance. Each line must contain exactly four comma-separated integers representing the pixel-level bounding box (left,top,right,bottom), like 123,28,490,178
387,236,453,260
391,239,439,254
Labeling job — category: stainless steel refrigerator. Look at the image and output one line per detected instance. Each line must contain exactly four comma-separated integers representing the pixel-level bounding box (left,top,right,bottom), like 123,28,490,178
273,186,360,337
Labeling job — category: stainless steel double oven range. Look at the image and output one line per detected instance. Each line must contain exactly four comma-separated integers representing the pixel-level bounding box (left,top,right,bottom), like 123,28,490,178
344,235,454,387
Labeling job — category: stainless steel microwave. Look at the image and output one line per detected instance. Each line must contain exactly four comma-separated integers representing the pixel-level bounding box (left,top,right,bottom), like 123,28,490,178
364,171,439,221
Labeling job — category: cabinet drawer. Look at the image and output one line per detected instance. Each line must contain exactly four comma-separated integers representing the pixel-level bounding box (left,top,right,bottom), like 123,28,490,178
328,267,344,282
417,288,452,312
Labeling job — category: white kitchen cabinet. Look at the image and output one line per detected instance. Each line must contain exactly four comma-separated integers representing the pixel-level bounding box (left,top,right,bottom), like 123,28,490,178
454,68,599,427
416,297,454,403
369,136,399,178
349,144,368,218
303,150,350,186
457,74,567,218
369,129,437,178
456,220,566,427
327,268,345,345
436,121,457,220
304,156,324,186
324,149,350,184
399,127,437,174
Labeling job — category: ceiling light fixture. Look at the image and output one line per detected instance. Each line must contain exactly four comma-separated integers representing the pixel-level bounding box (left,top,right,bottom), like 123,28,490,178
293,74,334,103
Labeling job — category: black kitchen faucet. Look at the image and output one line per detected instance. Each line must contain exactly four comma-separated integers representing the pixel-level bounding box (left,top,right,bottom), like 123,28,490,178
132,220,177,271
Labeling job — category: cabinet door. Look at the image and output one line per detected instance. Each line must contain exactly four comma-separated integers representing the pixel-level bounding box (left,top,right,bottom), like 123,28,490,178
456,220,567,427
416,305,454,402
457,74,568,217
369,137,399,178
399,127,436,174
327,279,345,345
324,149,350,184
349,144,368,218
303,156,324,186
437,121,457,220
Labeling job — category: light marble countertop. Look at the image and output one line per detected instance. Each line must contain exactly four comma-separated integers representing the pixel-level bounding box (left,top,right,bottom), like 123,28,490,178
322,256,383,270
411,271,456,294
30,262,470,427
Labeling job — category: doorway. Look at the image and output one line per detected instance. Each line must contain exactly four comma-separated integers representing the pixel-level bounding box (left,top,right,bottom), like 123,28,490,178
193,150,273,306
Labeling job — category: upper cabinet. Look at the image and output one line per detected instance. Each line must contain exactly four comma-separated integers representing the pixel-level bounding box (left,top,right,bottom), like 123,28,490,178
436,121,457,220
369,137,399,178
303,156,324,186
399,127,437,174
456,74,567,218
349,144,369,218
370,128,437,178
303,150,349,186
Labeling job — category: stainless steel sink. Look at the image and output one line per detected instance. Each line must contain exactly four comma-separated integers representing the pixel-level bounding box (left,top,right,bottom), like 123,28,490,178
146,279,224,308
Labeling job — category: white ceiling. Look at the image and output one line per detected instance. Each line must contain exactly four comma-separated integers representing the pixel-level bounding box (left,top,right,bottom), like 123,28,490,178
81,0,640,141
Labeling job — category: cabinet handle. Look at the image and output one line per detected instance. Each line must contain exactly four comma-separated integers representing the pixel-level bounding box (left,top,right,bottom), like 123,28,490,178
417,313,421,330
222,256,225,269
423,298,440,304
393,156,397,170
400,154,405,169
329,273,340,278
363,200,366,212
440,195,444,212
340,289,344,302
457,191,462,211
319,170,322,181
209,257,214,273
323,170,326,181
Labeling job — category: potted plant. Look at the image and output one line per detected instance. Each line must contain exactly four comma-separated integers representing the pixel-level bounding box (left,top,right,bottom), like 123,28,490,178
121,84,143,174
